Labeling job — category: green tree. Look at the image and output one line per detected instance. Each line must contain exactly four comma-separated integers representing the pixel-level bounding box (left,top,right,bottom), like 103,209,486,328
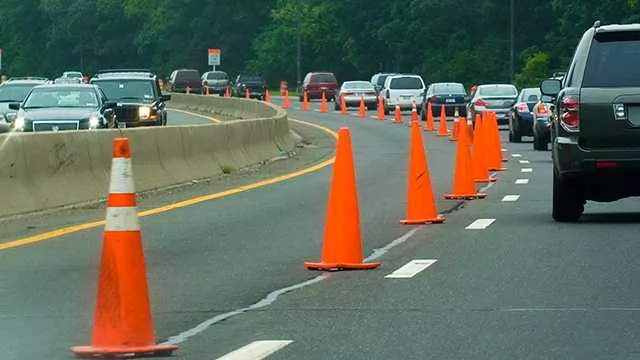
515,52,550,89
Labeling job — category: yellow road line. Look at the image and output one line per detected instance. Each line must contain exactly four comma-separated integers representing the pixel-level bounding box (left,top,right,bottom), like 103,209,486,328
168,108,222,123
0,118,337,252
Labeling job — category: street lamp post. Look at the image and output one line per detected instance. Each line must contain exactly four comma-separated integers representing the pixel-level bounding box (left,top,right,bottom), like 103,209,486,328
296,1,301,89
510,0,515,82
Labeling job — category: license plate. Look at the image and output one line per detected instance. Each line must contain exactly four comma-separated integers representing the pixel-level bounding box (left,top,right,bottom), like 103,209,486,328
118,122,126,129
446,98,456,103
401,96,411,100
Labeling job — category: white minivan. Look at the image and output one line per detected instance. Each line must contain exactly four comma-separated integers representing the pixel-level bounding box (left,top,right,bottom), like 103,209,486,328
380,74,426,113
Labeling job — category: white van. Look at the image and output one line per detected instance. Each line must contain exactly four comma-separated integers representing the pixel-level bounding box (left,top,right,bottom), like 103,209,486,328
380,74,426,113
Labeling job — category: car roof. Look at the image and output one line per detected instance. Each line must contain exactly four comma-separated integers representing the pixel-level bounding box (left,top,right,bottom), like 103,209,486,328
478,83,516,87
2,79,48,85
33,83,97,90
92,73,155,80
430,82,463,86
342,81,374,86
596,23,640,33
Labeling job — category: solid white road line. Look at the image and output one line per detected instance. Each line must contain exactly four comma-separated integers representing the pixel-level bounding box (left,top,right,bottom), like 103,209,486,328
512,154,522,158
519,160,530,164
515,179,530,184
502,195,520,202
216,341,293,360
521,168,533,173
466,219,496,230
385,259,437,279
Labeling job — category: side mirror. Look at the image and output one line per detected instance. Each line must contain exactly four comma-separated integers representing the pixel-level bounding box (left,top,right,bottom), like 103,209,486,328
103,108,114,117
8,103,20,110
540,79,562,97
104,101,117,109
161,94,171,102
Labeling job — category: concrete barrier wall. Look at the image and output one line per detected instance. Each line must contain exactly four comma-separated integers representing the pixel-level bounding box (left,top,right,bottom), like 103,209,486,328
0,96,297,218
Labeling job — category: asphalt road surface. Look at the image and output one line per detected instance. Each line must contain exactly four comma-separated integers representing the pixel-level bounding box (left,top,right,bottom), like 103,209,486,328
1,97,639,359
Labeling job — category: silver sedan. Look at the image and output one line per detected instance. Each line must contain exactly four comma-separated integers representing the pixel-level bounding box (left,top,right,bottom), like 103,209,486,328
333,81,378,111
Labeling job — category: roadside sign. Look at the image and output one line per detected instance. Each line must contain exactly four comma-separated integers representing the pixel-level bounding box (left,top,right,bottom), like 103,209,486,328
0,48,3,71
208,48,221,66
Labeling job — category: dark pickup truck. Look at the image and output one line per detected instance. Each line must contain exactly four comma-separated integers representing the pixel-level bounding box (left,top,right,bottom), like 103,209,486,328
233,75,267,100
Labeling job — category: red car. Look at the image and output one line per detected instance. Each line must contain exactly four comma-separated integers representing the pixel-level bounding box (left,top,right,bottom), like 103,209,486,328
299,72,338,101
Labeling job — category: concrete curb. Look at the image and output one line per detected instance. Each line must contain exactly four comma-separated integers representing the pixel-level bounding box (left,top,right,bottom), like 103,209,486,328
0,95,298,218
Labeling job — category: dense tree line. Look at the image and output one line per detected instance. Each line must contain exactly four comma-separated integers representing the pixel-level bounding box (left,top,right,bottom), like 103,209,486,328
0,0,638,88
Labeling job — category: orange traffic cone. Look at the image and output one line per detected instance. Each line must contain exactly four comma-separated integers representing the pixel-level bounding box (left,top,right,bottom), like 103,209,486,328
321,91,328,113
401,121,446,225
359,96,366,118
340,95,348,116
205,85,210,96
444,119,487,200
437,104,448,136
472,113,496,183
265,89,271,102
305,127,381,271
302,91,309,112
377,96,385,121
486,112,507,171
185,84,191,95
283,89,290,109
411,103,419,122
71,138,178,358
450,117,460,141
245,88,250,99
425,102,435,131
394,105,402,124
225,86,231,97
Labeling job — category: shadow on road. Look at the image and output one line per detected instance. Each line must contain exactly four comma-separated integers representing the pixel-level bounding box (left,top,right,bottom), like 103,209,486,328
580,212,640,224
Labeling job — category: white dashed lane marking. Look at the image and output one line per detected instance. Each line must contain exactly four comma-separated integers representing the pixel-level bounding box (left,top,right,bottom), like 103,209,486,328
512,154,522,158
519,160,530,164
502,195,521,202
515,179,530,184
521,168,533,173
466,219,496,230
385,259,437,279
216,341,293,360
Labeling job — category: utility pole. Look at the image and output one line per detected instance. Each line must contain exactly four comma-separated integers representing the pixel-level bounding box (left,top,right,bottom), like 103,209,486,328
296,0,302,89
510,0,515,83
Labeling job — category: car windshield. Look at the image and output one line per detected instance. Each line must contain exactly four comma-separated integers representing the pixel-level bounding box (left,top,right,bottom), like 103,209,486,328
207,72,228,80
478,85,517,96
64,72,83,79
520,88,541,102
377,74,393,86
0,84,36,102
240,76,264,83
389,77,423,89
24,88,98,108
311,74,336,83
583,33,640,87
342,82,374,90
432,83,466,95
92,79,155,101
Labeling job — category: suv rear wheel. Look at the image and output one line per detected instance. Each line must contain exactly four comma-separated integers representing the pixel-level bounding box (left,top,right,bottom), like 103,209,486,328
552,170,584,222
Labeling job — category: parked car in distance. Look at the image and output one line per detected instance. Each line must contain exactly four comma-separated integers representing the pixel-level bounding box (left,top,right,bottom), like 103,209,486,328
370,72,397,94
468,84,518,125
0,77,49,132
201,71,229,96
91,69,170,128
233,74,267,100
420,82,469,121
62,71,84,81
9,84,116,132
380,74,426,114
508,87,541,142
532,94,554,151
541,20,640,222
299,72,338,101
169,69,202,93
333,81,378,111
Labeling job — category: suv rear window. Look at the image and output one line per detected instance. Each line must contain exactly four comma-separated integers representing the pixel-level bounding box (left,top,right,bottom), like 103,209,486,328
583,33,640,88
389,77,423,90
207,72,228,80
175,70,200,83
311,74,336,83
432,83,466,95
478,85,517,96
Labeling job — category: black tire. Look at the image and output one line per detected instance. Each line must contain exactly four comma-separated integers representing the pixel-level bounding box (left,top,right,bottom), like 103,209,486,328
510,116,522,142
533,133,547,150
367,104,376,111
334,101,340,111
552,170,584,222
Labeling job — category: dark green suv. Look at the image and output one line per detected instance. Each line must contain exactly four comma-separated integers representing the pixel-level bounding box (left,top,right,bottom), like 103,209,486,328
541,21,640,222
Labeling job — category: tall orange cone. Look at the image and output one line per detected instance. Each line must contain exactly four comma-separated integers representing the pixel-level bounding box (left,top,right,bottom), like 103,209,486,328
302,91,309,112
377,96,385,121
444,119,487,200
205,85,210,96
71,138,178,358
472,113,496,183
265,88,271,102
450,117,460,141
305,127,380,271
320,91,328,113
340,95,347,115
401,121,446,225
394,105,402,124
185,83,191,95
359,96,366,118
437,104,449,136
283,89,290,109
411,103,419,122
225,86,231,97
486,112,507,171
425,102,435,131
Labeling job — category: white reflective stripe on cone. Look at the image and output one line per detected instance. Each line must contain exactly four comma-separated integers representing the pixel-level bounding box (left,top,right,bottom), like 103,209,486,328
109,158,135,194
105,207,140,231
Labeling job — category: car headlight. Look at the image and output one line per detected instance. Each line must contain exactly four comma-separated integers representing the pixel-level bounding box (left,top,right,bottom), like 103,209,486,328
89,115,100,129
14,116,25,130
138,106,151,120
5,112,16,122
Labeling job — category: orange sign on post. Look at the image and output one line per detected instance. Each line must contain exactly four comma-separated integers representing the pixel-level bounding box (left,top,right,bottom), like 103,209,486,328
208,48,221,71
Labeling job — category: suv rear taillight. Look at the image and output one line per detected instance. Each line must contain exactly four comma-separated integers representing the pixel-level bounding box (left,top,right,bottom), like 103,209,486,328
385,90,390,99
516,103,529,113
475,98,488,107
560,95,580,130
